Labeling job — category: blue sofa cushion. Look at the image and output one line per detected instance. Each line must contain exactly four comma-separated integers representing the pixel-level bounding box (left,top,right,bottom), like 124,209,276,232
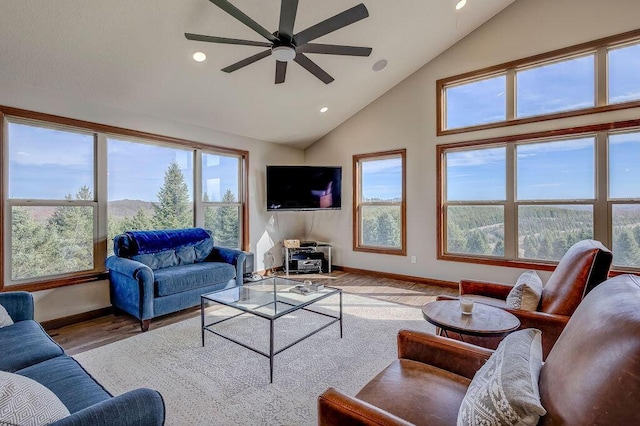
124,228,211,255
17,355,111,414
132,249,179,270
0,320,64,373
154,262,236,297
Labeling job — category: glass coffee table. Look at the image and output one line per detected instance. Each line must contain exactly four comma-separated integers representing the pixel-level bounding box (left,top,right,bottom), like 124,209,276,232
201,276,342,383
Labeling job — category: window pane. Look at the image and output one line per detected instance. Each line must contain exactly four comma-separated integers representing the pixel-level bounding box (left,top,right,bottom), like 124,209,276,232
204,206,240,249
609,42,640,104
516,138,595,200
446,147,506,201
107,138,194,251
202,153,240,202
362,157,402,201
8,122,94,200
361,205,402,248
609,132,640,199
11,206,94,280
612,204,640,267
516,55,595,118
518,205,593,261
445,75,506,129
446,206,504,256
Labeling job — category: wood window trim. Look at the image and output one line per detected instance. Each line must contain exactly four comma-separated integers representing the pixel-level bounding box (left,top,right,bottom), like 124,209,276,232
353,149,407,256
437,28,640,136
0,105,250,292
437,116,640,272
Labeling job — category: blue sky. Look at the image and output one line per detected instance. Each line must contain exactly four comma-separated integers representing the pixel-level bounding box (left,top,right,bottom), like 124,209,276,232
8,123,239,202
447,132,640,201
446,43,640,129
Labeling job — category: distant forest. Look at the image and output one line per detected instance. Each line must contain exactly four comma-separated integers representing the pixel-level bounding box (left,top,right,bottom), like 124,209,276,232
11,162,239,280
447,205,640,266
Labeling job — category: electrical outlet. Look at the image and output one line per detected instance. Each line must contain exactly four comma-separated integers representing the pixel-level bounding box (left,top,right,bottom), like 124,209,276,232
411,256,417,264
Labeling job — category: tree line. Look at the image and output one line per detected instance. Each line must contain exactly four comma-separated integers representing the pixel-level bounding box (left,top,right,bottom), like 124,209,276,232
12,162,239,280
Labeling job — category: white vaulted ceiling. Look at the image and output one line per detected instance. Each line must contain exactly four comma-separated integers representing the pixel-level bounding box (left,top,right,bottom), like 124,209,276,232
0,0,514,148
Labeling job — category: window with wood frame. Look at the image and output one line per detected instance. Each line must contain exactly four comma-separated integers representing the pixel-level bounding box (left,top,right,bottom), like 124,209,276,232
437,29,640,135
353,149,406,255
438,122,640,273
1,107,248,291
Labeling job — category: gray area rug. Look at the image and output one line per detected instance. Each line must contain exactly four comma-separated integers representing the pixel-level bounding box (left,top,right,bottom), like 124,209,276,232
74,294,435,425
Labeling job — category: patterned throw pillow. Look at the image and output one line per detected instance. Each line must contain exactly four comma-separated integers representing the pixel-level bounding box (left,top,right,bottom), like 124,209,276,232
0,371,70,425
0,304,13,328
506,270,543,311
457,329,546,426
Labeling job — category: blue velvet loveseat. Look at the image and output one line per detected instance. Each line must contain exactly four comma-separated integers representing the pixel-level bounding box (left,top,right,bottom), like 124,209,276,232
0,291,165,425
106,228,245,331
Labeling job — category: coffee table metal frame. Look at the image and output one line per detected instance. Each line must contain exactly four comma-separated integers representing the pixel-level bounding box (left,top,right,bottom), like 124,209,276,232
201,277,342,383
422,300,520,341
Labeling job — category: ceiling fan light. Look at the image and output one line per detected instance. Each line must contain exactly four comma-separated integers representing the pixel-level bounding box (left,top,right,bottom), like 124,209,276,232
456,0,467,10
272,46,296,62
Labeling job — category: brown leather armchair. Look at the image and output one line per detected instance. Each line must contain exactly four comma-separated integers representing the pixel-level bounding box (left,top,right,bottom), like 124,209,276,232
439,239,612,357
318,274,640,426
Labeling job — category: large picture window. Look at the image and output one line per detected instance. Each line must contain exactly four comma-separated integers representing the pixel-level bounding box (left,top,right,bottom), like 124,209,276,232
353,149,406,255
438,31,640,135
2,108,248,290
438,122,640,272
6,121,97,283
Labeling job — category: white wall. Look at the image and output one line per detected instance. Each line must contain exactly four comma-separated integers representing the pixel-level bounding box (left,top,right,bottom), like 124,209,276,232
305,0,640,285
0,81,305,321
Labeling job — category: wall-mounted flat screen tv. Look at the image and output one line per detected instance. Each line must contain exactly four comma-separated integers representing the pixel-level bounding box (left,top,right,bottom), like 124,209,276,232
266,165,342,211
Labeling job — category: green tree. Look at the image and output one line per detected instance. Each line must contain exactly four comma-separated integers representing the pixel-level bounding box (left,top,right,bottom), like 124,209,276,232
492,239,504,256
152,161,192,229
48,185,94,272
447,222,467,253
466,230,488,254
375,211,398,247
614,229,640,267
11,207,55,279
205,189,239,248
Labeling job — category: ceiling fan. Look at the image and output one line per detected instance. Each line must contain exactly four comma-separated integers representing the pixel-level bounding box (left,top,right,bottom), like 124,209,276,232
185,0,372,84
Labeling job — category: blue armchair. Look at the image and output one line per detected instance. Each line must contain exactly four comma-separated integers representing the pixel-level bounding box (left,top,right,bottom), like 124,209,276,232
106,228,245,331
0,291,165,425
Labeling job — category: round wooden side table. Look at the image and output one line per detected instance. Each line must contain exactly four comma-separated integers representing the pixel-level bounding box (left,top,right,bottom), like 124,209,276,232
422,300,520,340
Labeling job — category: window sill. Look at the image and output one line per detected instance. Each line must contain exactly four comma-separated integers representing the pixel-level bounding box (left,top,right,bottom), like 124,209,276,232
1,271,109,292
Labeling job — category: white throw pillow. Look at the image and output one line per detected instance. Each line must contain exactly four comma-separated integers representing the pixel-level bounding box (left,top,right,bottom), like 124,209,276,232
0,371,70,426
457,329,546,426
506,270,543,311
0,304,13,328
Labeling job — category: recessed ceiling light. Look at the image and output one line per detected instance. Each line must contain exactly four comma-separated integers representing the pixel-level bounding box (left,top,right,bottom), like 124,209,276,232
372,59,388,72
192,51,206,62
456,0,467,10
320,107,329,113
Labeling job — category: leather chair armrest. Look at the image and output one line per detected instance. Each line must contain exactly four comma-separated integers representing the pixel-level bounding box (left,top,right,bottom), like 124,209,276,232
459,279,512,300
397,329,493,380
318,387,413,426
508,309,570,358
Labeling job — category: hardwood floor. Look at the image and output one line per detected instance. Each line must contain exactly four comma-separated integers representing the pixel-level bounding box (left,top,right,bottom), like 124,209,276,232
46,271,458,356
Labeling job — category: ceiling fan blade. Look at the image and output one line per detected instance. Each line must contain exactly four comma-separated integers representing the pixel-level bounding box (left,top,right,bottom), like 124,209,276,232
222,49,271,73
297,43,372,56
185,33,271,47
209,0,277,43
294,53,334,84
294,3,369,46
275,61,288,84
278,0,299,40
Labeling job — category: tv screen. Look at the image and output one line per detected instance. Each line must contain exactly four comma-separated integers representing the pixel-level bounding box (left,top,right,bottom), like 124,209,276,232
267,166,342,211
